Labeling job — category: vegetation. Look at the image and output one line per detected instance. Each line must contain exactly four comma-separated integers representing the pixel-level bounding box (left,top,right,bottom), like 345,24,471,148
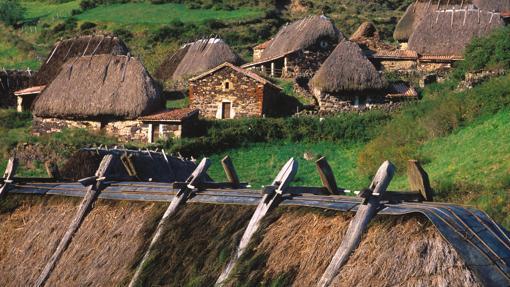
0,0,26,26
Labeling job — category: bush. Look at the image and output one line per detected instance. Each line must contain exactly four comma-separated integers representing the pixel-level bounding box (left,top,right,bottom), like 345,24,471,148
80,0,97,10
112,28,133,41
0,0,25,27
80,21,96,30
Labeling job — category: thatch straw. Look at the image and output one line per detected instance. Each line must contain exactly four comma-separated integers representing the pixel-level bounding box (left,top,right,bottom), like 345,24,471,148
408,9,504,56
32,35,129,86
259,15,343,61
474,0,510,11
309,40,386,93
32,54,163,120
155,38,243,82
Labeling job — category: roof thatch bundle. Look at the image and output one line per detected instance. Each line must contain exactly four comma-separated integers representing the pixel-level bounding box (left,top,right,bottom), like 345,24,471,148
154,38,243,82
393,1,474,42
32,35,129,86
32,54,162,120
310,40,386,94
474,0,510,11
350,22,395,52
0,70,32,107
259,15,343,61
408,9,505,56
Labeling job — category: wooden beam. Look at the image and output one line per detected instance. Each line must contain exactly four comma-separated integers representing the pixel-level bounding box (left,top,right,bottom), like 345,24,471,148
35,154,113,287
221,156,240,188
318,161,395,287
0,157,18,197
407,160,433,201
316,156,342,195
216,158,298,286
44,161,61,180
129,158,211,287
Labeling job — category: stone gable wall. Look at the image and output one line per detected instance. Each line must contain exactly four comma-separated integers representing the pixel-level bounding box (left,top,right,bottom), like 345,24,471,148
189,67,265,119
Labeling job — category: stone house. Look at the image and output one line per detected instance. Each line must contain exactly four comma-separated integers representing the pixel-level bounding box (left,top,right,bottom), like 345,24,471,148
31,54,171,142
139,108,199,143
243,15,342,78
189,62,283,119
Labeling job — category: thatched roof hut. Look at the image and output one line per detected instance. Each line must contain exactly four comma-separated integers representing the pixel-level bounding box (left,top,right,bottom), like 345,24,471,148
32,54,162,120
259,15,343,61
154,38,243,82
32,35,129,86
408,9,505,57
310,40,386,94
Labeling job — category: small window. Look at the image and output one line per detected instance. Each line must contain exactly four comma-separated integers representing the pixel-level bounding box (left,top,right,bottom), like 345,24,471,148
320,40,329,49
223,80,233,91
225,82,230,89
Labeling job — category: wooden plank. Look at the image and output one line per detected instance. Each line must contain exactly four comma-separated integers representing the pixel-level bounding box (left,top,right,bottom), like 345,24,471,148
35,155,113,287
407,160,433,201
221,156,240,188
0,157,18,197
315,156,342,195
44,161,61,180
128,158,211,287
216,158,298,286
318,160,395,287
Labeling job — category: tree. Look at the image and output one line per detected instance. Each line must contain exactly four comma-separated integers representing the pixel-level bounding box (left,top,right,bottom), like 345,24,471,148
0,0,25,26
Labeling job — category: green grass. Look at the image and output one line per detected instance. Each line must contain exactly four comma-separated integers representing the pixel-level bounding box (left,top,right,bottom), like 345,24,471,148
22,0,80,21
207,141,369,189
75,3,263,25
166,97,189,109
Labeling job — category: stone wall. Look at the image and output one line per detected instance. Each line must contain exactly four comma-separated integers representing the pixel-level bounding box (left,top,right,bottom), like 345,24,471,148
313,90,398,113
33,117,149,142
189,67,265,119
376,60,417,72
285,49,333,78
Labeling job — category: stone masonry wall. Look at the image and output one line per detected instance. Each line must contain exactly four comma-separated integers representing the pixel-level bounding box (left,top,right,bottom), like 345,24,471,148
189,67,265,119
33,117,149,142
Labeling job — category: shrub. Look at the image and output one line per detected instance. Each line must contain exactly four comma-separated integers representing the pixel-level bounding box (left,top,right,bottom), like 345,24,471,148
0,0,25,27
113,28,133,41
80,21,96,30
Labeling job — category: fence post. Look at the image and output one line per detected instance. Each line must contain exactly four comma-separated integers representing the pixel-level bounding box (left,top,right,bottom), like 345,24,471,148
316,156,342,195
407,160,433,201
221,156,240,188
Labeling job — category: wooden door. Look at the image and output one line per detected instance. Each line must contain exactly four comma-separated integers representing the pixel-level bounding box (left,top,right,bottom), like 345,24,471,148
222,102,231,119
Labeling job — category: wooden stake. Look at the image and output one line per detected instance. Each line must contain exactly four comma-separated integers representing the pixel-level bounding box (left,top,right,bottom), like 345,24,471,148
318,161,395,287
315,156,342,195
221,156,240,188
35,155,113,287
407,160,433,201
129,158,211,287
44,161,61,180
0,157,18,197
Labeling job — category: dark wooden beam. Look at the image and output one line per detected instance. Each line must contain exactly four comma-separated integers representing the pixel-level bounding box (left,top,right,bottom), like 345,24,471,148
407,160,433,201
221,155,240,188
316,156,342,195
44,161,61,180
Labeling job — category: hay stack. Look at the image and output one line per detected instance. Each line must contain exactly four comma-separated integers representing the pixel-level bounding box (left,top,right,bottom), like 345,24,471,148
32,54,162,120
33,35,129,86
408,9,505,56
154,38,243,82
310,40,386,94
259,15,343,61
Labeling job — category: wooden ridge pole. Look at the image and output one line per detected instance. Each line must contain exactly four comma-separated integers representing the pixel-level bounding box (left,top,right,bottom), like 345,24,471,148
317,161,395,287
407,160,433,201
0,157,18,197
35,155,114,287
216,158,298,286
128,158,211,287
316,156,342,195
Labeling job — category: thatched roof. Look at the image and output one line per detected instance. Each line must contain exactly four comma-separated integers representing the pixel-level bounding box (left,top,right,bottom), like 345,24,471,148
154,38,243,82
474,0,510,11
350,22,395,52
310,40,386,93
408,9,505,56
32,35,129,86
32,55,162,120
259,15,343,61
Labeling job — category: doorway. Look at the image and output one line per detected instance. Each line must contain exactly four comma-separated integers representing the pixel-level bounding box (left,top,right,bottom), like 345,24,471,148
222,102,231,119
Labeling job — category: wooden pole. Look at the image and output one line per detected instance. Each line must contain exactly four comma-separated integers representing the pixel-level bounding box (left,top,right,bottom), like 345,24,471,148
44,161,61,180
317,161,395,287
407,160,433,201
0,157,18,197
216,158,298,286
315,156,341,195
128,158,211,287
35,155,113,287
221,156,240,188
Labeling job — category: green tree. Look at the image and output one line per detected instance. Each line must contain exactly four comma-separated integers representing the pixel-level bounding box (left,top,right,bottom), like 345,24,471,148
0,0,25,26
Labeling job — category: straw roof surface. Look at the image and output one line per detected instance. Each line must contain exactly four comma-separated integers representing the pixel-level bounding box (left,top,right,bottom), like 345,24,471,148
32,35,129,86
310,40,386,93
408,9,505,56
259,15,343,61
154,38,243,82
32,55,162,120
